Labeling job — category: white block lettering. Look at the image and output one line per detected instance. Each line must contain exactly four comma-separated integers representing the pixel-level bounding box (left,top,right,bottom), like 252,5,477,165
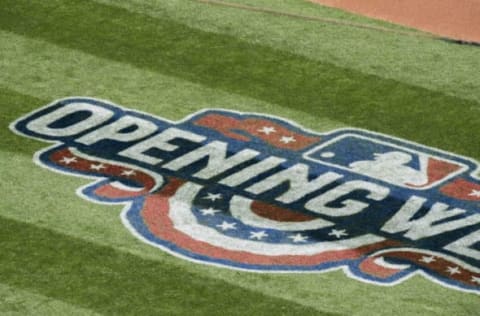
444,229,480,260
382,196,480,240
163,140,259,179
26,102,113,137
305,180,389,216
119,127,205,165
246,163,343,204
220,156,286,187
76,115,158,145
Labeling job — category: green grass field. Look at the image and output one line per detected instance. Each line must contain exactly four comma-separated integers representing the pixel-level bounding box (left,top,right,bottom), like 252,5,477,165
1,0,479,315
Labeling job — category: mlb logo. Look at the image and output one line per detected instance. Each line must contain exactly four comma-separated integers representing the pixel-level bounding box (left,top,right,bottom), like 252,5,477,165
304,133,468,189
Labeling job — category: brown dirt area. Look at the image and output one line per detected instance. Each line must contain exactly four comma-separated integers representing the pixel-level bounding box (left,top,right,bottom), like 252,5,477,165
310,0,480,43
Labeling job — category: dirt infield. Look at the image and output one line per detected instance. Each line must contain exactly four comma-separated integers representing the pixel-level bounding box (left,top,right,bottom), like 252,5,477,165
310,0,480,43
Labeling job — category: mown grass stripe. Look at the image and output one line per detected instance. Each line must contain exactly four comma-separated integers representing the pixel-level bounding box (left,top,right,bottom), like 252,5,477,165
195,1,478,46
0,282,101,316
195,0,434,38
0,88,46,154
0,30,342,136
0,215,328,315
94,0,480,104
1,0,478,161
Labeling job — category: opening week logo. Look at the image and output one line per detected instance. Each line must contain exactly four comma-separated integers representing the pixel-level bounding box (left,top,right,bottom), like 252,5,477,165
11,97,480,294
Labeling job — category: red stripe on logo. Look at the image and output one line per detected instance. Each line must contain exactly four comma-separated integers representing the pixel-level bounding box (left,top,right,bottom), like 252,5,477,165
369,249,480,287
358,256,405,279
50,148,157,198
251,200,317,222
194,114,320,151
440,178,480,201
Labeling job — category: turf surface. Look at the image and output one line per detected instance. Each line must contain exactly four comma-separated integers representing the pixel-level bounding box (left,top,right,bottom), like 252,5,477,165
1,0,479,314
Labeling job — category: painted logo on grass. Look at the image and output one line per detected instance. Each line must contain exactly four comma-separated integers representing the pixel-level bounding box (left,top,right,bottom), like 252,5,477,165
11,97,480,294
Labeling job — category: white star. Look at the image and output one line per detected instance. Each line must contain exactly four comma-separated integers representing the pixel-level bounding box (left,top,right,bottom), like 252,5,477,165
203,193,222,201
121,169,136,177
280,136,296,144
90,163,106,171
419,256,436,264
446,266,461,275
200,207,221,216
258,126,277,135
288,233,308,243
471,276,480,284
468,189,480,197
59,156,77,165
328,229,348,239
216,221,236,231
249,231,268,240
